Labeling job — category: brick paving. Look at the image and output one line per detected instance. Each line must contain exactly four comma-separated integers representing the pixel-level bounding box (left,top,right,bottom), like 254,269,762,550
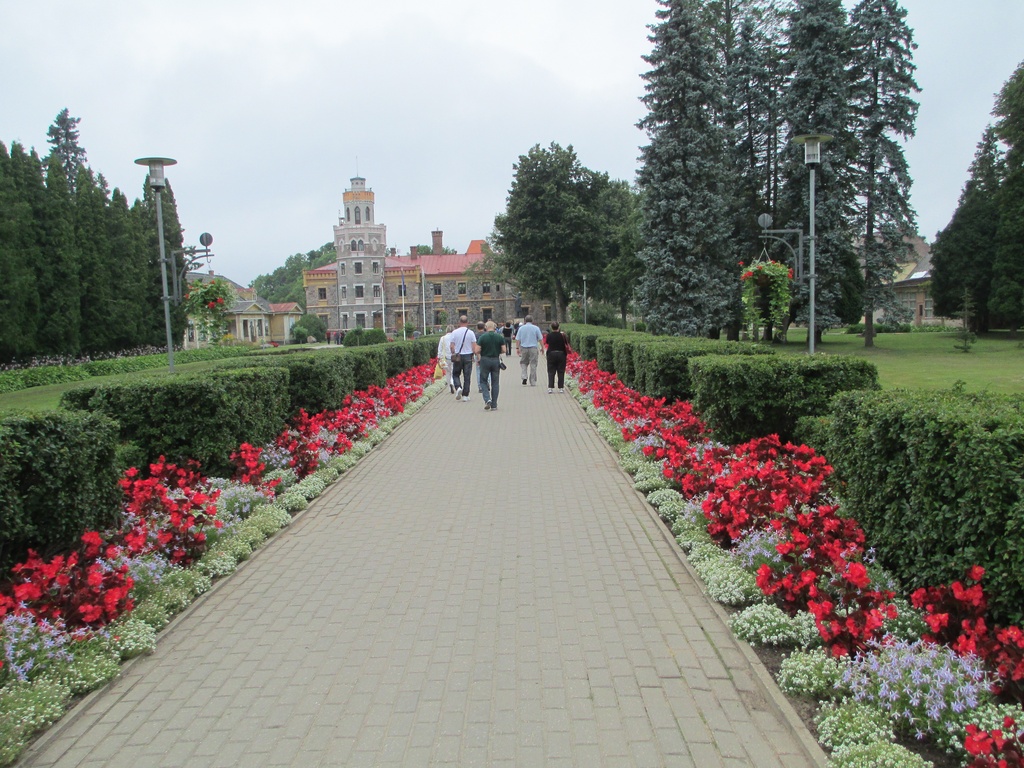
21,359,826,767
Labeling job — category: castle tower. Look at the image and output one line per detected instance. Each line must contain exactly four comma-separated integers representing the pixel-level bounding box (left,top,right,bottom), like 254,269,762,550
329,176,389,331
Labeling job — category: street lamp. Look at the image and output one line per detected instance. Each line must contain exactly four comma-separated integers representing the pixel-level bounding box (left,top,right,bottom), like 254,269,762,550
135,157,177,370
792,134,832,354
582,274,588,325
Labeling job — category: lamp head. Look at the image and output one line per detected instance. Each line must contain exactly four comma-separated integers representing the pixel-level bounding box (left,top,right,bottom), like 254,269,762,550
135,157,177,189
792,134,833,165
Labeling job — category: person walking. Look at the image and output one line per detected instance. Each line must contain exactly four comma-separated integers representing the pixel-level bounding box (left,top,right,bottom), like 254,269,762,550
475,321,486,393
437,324,455,393
449,316,477,402
515,314,544,387
544,321,570,393
501,321,514,357
475,320,504,410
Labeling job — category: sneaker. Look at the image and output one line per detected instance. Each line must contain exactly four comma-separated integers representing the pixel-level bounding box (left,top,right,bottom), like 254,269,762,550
463,395,470,402
455,392,462,401
490,405,498,410
484,402,492,410
558,388,565,393
522,378,527,386
547,388,553,393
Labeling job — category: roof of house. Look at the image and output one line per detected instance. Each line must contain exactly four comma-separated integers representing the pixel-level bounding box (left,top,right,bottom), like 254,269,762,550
269,302,302,314
894,236,933,285
385,242,489,277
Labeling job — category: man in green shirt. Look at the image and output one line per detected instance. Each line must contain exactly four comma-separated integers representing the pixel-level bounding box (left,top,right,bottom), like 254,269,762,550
474,320,505,411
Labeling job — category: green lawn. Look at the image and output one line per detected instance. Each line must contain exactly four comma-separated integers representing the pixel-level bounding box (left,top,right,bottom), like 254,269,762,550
775,328,1024,393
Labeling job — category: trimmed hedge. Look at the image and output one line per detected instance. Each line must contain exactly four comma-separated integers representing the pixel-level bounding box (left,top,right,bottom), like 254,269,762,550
641,339,775,402
61,368,290,477
217,352,357,416
818,389,1024,626
0,365,91,394
343,347,389,391
0,411,121,571
689,355,879,444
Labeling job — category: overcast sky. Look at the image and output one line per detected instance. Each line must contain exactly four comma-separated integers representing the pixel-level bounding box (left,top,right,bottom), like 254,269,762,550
2,1,1022,287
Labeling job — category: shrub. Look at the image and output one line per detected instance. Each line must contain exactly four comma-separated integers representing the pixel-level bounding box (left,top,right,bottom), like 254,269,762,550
814,700,895,751
0,411,121,572
689,354,879,444
776,648,848,699
729,603,820,648
820,389,1024,626
642,339,774,402
60,368,289,477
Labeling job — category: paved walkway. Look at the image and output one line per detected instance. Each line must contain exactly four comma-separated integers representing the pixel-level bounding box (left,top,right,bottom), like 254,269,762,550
21,358,826,767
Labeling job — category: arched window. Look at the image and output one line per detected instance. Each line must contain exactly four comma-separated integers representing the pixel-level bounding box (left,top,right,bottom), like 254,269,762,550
365,206,371,222
350,240,357,252
354,207,361,224
346,207,351,222
358,239,364,251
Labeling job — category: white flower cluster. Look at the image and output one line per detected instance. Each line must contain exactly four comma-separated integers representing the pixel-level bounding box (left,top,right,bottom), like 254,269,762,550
729,603,820,648
829,740,934,768
646,488,686,524
107,616,157,661
293,475,327,500
0,678,70,765
688,544,762,606
776,648,848,698
815,700,895,752
632,461,670,493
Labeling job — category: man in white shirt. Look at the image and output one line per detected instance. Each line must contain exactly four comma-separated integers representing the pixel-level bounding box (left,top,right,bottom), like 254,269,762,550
514,314,544,387
437,324,455,393
449,315,477,401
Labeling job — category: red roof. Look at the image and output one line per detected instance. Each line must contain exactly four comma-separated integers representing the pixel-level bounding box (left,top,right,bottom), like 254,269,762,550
269,302,301,313
386,246,487,277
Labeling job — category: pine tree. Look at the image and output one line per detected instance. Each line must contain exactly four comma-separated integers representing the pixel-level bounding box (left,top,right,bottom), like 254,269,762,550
46,108,87,194
636,0,740,337
930,128,1004,331
778,0,863,342
989,59,1024,331
37,152,82,355
74,166,116,353
849,0,920,346
105,187,152,348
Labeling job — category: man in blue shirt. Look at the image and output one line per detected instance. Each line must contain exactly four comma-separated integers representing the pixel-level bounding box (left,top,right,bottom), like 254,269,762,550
514,315,544,387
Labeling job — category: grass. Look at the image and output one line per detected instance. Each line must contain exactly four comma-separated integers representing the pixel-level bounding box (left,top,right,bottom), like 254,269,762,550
774,328,1024,393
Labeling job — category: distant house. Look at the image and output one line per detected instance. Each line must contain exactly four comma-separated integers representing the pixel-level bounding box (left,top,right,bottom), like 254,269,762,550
184,271,303,346
303,176,544,335
891,237,950,326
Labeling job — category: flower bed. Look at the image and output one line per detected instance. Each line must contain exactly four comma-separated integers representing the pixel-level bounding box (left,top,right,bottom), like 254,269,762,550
0,362,438,765
569,354,1024,767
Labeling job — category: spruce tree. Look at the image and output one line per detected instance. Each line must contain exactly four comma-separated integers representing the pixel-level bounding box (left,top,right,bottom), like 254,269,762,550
778,0,863,341
989,59,1024,331
106,187,151,348
849,0,919,345
37,152,82,355
636,0,739,337
930,128,1004,331
46,108,87,194
74,166,116,353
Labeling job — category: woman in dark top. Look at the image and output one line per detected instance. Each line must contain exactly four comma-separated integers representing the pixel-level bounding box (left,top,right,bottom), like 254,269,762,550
501,321,514,356
544,321,569,393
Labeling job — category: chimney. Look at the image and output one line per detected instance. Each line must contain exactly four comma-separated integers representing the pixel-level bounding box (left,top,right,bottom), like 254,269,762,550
432,230,443,255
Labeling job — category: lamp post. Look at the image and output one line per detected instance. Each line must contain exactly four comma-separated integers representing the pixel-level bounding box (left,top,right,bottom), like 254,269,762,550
792,134,832,354
582,274,588,325
136,157,177,370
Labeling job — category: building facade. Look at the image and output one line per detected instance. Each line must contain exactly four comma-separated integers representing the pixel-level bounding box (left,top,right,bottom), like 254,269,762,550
303,176,544,335
185,272,302,346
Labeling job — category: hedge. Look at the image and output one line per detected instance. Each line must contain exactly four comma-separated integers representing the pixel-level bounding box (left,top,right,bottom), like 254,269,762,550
819,389,1024,626
217,352,357,416
0,411,122,572
640,339,775,402
61,368,290,477
689,354,879,444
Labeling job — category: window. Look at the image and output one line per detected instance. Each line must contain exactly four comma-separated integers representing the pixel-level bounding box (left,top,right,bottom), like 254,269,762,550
341,286,347,299
346,207,351,222
434,310,445,325
543,304,552,321
521,305,530,318
317,288,327,301
433,283,442,296
356,313,366,328
495,284,501,292
354,208,361,224
365,206,371,222
350,240,357,252
354,262,363,275
372,261,380,274
482,283,491,295
457,308,469,320
355,285,365,298
457,282,467,296
482,307,493,322
342,314,349,329
398,282,407,297
358,239,364,251
373,284,381,299
339,262,346,275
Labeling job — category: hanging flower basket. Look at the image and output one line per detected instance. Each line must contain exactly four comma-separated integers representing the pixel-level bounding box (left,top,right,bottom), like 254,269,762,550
184,278,235,342
740,260,793,339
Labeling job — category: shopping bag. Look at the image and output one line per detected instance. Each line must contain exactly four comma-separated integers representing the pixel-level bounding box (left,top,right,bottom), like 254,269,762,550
433,361,444,380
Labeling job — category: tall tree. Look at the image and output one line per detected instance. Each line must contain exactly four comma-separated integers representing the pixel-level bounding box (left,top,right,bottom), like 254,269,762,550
598,181,644,327
74,167,116,353
636,0,740,337
37,152,82,354
778,0,863,341
849,0,919,346
105,187,152,348
46,108,87,194
491,142,610,320
930,128,1004,331
0,142,42,361
989,59,1024,331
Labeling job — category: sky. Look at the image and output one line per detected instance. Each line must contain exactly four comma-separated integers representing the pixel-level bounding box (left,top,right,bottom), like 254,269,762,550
2,1,1022,288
